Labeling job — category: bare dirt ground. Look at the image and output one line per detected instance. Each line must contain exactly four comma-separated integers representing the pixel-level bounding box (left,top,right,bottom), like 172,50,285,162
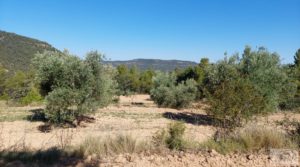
1,95,300,166
0,95,216,150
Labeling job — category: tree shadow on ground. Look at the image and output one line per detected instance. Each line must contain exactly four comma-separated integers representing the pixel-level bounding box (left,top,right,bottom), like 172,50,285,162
162,112,221,127
26,108,47,122
26,109,96,132
0,147,85,167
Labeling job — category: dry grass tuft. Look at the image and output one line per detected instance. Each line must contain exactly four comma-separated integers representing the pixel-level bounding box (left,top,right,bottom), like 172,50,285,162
200,125,297,154
78,134,151,157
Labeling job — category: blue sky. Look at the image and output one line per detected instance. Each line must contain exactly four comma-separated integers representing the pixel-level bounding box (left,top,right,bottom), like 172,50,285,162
0,0,299,63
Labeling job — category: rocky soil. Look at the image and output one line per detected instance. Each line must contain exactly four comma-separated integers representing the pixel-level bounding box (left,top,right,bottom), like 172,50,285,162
77,151,273,167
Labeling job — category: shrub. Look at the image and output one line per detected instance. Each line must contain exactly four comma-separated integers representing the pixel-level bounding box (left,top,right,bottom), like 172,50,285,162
166,122,186,150
20,87,43,105
153,121,187,150
3,71,30,102
207,78,266,129
1,70,42,105
150,72,197,108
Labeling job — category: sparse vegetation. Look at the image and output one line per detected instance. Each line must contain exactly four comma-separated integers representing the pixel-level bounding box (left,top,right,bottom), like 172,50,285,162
200,126,297,154
0,31,299,166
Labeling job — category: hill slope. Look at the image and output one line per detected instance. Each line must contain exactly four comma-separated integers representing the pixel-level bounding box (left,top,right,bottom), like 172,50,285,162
0,30,59,72
105,59,197,71
0,30,196,72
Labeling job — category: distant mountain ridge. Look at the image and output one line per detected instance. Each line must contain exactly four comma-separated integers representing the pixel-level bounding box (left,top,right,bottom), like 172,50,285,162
0,30,197,72
105,58,197,71
0,30,59,73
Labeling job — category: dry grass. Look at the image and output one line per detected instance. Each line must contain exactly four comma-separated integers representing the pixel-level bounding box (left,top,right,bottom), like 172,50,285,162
0,122,3,151
78,134,151,157
55,128,75,149
200,125,297,154
237,126,296,150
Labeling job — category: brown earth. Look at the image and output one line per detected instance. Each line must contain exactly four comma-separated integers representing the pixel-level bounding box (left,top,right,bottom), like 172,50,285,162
0,94,300,167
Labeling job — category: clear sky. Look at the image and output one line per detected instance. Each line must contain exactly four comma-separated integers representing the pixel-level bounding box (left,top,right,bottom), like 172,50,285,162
0,0,299,63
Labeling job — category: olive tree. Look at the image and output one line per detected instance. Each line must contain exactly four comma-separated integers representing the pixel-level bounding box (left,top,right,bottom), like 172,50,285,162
205,46,296,129
33,51,115,124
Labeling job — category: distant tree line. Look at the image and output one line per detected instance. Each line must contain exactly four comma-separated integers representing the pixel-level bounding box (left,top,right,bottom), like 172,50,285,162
115,65,155,95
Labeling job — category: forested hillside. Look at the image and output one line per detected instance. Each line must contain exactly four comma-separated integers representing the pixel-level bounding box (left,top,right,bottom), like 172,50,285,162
0,30,59,72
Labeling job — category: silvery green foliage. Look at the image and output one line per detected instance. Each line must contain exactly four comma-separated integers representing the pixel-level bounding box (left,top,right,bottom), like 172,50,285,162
85,51,117,107
150,72,197,108
240,47,295,111
205,46,296,114
204,55,240,93
33,51,115,124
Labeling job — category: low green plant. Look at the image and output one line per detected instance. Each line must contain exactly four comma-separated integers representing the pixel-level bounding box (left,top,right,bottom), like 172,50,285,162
153,121,187,150
166,122,186,150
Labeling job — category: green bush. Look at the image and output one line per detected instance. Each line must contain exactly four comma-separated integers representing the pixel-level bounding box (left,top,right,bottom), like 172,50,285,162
20,87,43,105
150,72,197,108
153,121,187,150
3,71,30,101
1,70,42,105
166,122,186,150
207,79,266,129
